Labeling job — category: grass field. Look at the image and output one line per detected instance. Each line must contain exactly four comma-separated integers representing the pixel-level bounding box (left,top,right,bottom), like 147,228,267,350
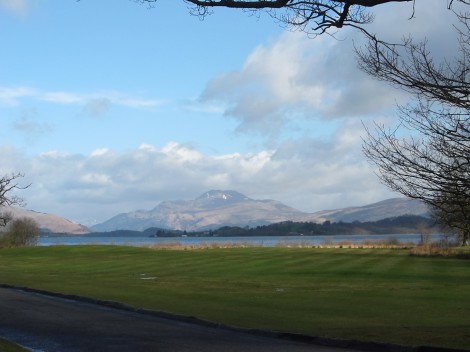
0,245,469,350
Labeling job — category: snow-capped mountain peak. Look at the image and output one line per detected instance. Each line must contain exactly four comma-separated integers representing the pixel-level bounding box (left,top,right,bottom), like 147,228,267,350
196,190,250,203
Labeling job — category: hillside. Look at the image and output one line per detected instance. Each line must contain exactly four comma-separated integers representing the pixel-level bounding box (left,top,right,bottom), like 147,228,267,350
0,206,90,235
300,198,429,223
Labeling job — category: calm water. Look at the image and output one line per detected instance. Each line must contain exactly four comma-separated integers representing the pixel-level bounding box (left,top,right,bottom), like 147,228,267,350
38,234,442,247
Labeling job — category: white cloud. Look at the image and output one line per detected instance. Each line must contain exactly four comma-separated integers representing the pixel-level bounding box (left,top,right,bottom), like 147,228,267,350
41,91,83,104
161,142,204,163
182,98,225,114
90,148,111,157
200,31,402,136
0,0,28,16
0,86,36,106
81,173,112,186
200,0,460,137
0,86,163,114
38,150,70,159
118,97,163,109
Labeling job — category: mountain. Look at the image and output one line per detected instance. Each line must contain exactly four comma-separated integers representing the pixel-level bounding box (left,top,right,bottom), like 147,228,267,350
92,190,430,232
1,206,90,235
92,190,306,232
301,198,429,224
92,190,305,232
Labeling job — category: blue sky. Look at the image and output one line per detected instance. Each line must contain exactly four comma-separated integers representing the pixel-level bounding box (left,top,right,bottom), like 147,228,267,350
0,0,460,225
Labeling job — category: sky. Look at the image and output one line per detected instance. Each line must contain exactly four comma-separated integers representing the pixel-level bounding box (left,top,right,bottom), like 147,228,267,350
0,0,461,226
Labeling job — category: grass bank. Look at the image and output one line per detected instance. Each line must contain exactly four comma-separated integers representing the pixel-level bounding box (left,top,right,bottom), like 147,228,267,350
0,246,469,350
0,338,27,352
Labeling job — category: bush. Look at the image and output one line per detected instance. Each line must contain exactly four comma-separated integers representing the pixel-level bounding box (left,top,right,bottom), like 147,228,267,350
0,217,39,247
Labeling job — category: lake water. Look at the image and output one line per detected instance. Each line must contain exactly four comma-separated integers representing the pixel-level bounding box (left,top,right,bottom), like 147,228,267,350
38,233,443,247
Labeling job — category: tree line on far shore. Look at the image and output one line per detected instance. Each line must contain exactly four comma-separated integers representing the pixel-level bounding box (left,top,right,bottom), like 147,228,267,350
152,215,436,238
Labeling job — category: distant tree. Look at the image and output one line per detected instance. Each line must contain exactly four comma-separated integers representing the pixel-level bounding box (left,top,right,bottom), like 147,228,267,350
0,173,29,228
1,217,40,247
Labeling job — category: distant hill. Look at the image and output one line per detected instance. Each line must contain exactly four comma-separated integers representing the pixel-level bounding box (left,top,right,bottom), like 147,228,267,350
92,190,430,232
300,198,430,224
0,206,90,235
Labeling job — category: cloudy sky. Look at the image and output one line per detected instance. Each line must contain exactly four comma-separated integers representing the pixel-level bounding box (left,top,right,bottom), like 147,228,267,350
0,0,460,225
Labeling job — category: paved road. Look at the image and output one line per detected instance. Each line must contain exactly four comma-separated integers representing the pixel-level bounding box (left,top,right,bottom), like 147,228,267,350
0,287,365,352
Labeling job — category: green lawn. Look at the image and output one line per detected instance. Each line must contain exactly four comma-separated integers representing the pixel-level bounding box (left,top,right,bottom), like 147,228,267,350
0,246,469,350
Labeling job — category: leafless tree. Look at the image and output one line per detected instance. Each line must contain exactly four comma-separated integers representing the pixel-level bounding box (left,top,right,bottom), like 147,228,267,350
359,8,470,245
0,173,29,227
136,0,468,36
431,188,470,245
0,212,12,228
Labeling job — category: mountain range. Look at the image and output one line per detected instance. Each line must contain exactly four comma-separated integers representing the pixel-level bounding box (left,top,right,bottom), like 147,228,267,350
1,190,429,234
91,190,429,232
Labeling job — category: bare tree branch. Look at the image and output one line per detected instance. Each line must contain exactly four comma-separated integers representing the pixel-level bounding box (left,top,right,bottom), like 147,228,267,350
0,173,30,227
360,9,470,245
0,173,29,207
134,0,418,35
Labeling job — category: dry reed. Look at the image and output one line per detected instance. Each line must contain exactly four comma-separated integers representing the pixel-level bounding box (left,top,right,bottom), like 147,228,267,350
141,241,259,250
410,243,470,258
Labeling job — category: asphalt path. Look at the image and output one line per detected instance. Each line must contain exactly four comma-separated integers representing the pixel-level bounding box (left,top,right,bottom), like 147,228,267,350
0,287,365,352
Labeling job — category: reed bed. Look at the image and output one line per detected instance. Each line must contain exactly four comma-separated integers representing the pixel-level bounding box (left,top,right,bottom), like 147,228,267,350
140,238,469,258
44,237,469,259
274,239,415,249
410,243,470,258
138,239,417,250
141,241,259,250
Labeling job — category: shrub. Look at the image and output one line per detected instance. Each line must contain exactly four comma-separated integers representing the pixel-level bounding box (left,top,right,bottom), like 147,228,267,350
0,217,39,247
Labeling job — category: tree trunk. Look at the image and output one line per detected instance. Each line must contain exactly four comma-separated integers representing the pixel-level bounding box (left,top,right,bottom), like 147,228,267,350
462,231,469,246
